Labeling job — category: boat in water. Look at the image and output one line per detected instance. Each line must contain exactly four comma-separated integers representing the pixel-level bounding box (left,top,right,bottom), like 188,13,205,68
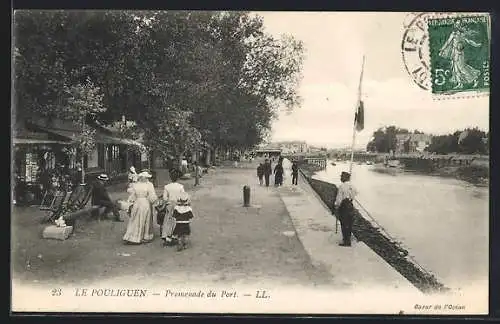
371,159,404,175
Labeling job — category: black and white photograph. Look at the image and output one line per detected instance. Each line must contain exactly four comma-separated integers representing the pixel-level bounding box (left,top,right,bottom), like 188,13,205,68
11,10,490,314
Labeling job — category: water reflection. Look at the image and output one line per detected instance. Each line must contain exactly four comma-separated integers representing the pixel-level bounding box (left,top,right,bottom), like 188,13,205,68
313,161,489,290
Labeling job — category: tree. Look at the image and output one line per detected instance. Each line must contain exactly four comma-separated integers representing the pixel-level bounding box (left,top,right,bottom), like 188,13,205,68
14,10,305,164
425,128,487,154
62,78,106,184
458,128,488,154
366,126,409,153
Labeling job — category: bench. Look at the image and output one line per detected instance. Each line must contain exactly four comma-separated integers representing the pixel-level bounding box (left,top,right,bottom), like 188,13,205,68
39,184,93,224
40,190,68,223
64,205,107,227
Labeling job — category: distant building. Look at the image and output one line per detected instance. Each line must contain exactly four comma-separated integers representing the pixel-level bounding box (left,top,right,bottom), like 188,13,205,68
273,141,308,154
396,133,432,154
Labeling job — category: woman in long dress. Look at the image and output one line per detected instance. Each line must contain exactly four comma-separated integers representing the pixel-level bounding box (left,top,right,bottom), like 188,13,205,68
123,171,158,244
281,157,292,186
161,169,186,246
439,22,482,89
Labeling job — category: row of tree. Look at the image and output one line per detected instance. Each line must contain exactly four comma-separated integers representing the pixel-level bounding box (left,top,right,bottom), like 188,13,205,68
366,126,488,155
14,10,304,167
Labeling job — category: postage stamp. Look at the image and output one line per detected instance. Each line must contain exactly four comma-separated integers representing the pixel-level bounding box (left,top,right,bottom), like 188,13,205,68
427,15,490,95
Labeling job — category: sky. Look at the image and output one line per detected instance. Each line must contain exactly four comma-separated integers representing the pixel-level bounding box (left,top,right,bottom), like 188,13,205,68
254,12,490,149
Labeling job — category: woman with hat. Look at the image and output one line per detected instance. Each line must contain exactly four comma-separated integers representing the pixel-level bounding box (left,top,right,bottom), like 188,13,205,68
334,171,358,247
123,170,158,244
161,168,186,246
128,166,138,184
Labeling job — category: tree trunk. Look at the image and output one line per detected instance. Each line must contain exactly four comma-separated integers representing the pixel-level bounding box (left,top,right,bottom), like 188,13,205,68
80,155,85,185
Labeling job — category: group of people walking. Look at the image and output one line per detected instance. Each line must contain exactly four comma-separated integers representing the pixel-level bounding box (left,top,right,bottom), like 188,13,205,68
91,167,194,251
256,157,299,187
90,158,357,251
255,156,358,248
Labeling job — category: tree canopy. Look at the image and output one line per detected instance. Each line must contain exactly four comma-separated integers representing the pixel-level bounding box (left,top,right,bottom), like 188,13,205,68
13,10,304,159
366,125,488,155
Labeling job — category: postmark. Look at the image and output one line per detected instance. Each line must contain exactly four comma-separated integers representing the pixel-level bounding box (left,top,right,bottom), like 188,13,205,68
427,15,490,95
401,13,431,90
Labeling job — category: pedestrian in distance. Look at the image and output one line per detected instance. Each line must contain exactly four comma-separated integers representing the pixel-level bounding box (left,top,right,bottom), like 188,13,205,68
257,163,264,185
263,159,272,187
274,157,284,186
334,171,358,247
128,166,138,185
171,192,194,252
291,162,299,185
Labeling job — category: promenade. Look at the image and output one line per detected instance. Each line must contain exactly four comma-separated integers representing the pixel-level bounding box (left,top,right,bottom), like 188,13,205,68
12,162,423,313
12,163,335,289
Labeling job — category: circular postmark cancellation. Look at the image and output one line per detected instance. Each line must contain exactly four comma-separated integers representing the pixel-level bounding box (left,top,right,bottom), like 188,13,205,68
401,13,431,90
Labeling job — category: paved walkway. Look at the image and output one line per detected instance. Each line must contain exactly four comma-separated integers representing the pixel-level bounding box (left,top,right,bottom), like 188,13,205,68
12,164,336,289
277,170,421,294
12,163,425,313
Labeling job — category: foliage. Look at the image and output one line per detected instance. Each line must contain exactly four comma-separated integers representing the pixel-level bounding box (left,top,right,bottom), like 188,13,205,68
366,126,412,153
425,127,488,155
63,78,106,156
366,125,488,155
13,10,305,157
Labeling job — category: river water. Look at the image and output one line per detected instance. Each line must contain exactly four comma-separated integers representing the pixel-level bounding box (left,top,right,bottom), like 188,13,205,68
312,161,489,292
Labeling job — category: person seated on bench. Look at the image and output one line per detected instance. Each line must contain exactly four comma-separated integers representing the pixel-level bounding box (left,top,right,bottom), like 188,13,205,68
91,174,123,222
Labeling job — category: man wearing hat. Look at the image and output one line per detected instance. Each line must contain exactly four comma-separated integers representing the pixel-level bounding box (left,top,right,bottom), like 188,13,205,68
91,174,123,222
334,171,358,247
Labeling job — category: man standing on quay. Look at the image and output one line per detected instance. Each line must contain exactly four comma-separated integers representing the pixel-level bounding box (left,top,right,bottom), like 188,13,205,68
263,159,272,187
334,171,357,246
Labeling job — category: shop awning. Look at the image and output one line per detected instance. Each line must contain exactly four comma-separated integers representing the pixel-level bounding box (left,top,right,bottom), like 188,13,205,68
13,138,71,145
36,127,143,146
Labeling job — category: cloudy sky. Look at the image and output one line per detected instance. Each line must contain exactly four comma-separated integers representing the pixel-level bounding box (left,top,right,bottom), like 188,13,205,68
255,12,490,149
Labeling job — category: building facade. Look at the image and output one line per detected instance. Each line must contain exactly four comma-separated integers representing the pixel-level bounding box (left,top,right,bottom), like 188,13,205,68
272,141,309,154
396,133,432,154
12,116,143,205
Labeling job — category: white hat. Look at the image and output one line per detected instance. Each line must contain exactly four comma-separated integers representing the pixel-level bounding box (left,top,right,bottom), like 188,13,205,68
177,192,191,205
129,166,136,173
97,174,109,181
137,171,152,178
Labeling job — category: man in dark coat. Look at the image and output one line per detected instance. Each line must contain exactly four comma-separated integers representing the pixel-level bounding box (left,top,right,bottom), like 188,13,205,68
263,159,272,187
91,174,122,222
291,162,299,185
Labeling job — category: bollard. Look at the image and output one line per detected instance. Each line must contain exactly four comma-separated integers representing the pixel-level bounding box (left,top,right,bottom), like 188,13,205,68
243,185,251,207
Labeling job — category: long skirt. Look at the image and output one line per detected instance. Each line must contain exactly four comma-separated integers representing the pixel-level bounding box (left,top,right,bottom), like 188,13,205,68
123,197,154,243
161,204,177,239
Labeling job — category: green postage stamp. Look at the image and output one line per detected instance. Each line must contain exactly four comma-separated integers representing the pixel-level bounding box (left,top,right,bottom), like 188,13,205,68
427,15,490,95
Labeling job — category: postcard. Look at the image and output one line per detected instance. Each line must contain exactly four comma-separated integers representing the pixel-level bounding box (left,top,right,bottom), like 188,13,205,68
11,10,490,315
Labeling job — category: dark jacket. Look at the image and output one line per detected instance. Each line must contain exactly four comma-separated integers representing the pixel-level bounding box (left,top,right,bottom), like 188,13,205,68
274,163,284,175
292,163,298,175
263,162,272,176
91,180,113,205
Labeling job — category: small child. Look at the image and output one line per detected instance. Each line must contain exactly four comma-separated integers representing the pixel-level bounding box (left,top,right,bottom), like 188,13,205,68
171,192,194,251
155,197,168,236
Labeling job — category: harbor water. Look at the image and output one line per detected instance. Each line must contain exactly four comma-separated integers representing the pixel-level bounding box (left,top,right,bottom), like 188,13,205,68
313,161,489,292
